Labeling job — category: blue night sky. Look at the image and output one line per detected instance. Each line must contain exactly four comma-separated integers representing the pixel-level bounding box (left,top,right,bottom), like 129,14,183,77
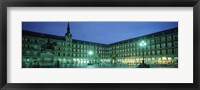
22,22,178,44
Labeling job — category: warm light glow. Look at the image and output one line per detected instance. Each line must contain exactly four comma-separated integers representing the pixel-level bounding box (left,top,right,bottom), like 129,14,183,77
162,57,167,60
168,57,172,60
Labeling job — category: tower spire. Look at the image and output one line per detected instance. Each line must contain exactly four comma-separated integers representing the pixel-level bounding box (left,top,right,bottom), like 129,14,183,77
67,22,70,34
66,22,71,36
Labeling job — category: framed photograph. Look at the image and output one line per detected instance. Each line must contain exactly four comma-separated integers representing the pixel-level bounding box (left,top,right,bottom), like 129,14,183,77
0,0,199,90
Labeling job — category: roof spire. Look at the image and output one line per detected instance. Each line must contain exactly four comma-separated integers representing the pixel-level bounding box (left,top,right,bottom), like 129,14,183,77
66,22,72,36
67,22,70,34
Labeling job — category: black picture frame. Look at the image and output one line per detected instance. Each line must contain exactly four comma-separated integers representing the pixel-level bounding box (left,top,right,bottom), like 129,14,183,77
0,0,199,90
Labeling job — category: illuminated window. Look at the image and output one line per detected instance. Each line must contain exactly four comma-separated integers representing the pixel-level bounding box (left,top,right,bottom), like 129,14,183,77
162,57,167,60
168,57,172,60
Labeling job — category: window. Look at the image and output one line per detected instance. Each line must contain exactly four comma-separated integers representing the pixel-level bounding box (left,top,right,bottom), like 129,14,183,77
156,38,160,42
27,38,30,42
137,48,139,51
157,50,160,55
161,43,166,48
167,42,172,48
33,51,37,55
33,45,37,49
167,36,172,41
174,41,178,47
152,51,155,55
26,51,30,55
174,48,178,54
173,35,178,40
151,45,155,49
140,52,143,56
144,52,146,56
147,45,150,50
137,53,139,56
147,40,150,44
151,39,155,43
161,37,165,42
148,51,151,55
162,50,166,54
57,42,61,45
168,49,172,54
156,44,160,49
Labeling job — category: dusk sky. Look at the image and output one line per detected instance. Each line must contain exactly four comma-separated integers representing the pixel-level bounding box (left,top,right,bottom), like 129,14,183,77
22,22,178,44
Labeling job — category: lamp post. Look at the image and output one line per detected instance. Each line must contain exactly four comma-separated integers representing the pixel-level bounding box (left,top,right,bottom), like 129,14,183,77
88,50,93,65
139,41,147,65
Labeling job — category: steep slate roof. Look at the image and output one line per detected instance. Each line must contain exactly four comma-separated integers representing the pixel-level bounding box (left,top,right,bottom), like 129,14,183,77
22,27,178,46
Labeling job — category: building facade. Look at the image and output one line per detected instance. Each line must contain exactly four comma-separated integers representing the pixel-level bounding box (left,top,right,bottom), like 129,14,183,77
22,23,178,68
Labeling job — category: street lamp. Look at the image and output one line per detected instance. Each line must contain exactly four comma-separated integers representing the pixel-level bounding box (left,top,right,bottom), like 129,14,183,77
88,50,93,55
88,50,93,65
139,41,147,65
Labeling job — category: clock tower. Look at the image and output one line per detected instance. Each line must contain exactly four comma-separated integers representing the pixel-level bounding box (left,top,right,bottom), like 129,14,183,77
65,22,72,64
